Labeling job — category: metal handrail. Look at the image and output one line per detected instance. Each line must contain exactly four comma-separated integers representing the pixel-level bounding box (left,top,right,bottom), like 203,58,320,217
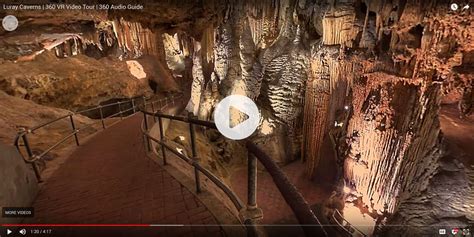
145,134,244,211
140,109,328,237
74,99,134,114
13,94,181,182
28,98,139,132
246,141,328,237
29,114,71,132
152,113,218,129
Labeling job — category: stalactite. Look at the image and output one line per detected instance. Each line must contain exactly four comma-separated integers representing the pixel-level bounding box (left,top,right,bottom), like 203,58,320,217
247,2,280,48
322,3,358,47
112,18,159,58
200,25,215,81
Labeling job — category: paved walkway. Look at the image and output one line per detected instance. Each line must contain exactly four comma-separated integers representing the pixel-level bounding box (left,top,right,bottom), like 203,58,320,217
30,114,224,237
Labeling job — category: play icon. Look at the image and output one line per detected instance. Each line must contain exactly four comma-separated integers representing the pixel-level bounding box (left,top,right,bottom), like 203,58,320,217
214,95,260,140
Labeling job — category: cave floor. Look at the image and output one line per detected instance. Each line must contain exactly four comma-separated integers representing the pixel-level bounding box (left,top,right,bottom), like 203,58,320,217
439,104,474,167
28,114,225,237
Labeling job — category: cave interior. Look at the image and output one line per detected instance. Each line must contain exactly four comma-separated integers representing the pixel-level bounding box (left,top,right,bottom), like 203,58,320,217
0,0,473,237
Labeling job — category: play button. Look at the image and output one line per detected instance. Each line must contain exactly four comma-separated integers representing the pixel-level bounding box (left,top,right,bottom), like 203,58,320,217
214,95,260,140
7,229,12,235
229,106,249,128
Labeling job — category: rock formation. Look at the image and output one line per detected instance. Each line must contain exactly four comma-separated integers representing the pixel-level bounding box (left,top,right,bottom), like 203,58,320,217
172,0,473,233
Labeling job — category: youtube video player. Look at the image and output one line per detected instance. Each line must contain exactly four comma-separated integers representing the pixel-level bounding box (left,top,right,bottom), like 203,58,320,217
0,0,473,236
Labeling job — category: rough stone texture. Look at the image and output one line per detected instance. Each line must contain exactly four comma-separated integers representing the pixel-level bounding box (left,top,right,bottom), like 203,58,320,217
186,42,206,115
0,143,38,224
187,1,311,163
0,52,151,111
0,91,96,156
302,45,354,176
113,18,161,58
302,45,331,176
345,75,442,213
294,0,472,225
381,154,473,237
322,3,358,47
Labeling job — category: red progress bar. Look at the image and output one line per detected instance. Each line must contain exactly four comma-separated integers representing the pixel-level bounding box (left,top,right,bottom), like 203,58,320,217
1,224,150,227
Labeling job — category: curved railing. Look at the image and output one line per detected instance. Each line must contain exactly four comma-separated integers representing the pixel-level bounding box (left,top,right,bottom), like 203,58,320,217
140,113,244,211
13,94,181,182
140,110,328,237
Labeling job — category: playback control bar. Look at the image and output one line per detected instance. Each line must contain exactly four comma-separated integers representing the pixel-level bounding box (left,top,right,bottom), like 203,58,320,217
0,224,223,237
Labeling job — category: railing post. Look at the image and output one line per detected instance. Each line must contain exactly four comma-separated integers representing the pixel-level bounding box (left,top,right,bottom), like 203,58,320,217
157,112,167,165
247,152,257,209
143,111,150,151
99,105,106,129
118,101,123,120
188,112,201,193
131,98,136,113
246,142,328,237
239,151,262,237
21,130,42,182
69,114,80,146
151,101,157,122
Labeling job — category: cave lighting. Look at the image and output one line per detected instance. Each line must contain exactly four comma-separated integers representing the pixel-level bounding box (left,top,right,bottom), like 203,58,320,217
178,136,185,141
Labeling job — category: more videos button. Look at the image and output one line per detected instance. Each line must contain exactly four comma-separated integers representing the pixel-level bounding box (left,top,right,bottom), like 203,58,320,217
214,95,260,140
2,207,34,218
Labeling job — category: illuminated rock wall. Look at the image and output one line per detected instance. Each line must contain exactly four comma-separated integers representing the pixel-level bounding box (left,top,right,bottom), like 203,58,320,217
112,18,161,58
302,0,472,205
345,74,442,213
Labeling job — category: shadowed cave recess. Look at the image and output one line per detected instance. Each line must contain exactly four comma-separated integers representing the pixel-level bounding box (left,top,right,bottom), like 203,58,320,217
0,0,473,237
